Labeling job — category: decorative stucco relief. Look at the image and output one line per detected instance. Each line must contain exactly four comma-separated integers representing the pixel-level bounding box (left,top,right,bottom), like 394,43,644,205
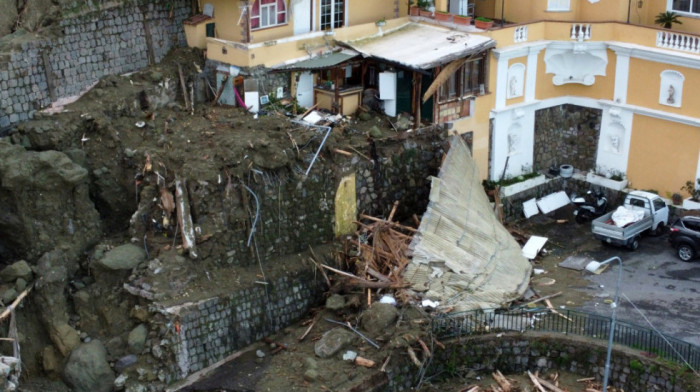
544,47,608,86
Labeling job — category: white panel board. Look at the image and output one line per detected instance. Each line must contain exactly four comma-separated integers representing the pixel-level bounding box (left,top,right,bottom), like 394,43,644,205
383,99,397,117
244,91,259,113
536,191,570,214
522,236,548,260
523,198,539,218
379,72,396,100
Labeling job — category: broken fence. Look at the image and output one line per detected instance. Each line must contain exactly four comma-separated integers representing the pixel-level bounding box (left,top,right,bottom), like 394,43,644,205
431,308,700,370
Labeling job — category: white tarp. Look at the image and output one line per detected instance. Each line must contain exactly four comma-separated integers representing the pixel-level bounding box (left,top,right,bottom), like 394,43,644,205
406,135,532,312
611,206,644,227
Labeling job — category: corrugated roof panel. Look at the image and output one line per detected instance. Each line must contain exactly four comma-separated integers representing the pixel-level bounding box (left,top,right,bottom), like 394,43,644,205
406,134,532,312
278,50,358,70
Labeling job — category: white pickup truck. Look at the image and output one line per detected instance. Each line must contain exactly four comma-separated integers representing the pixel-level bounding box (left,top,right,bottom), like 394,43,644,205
591,191,669,250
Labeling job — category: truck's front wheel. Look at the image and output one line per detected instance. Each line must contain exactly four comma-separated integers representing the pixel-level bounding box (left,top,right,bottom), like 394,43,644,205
627,238,639,250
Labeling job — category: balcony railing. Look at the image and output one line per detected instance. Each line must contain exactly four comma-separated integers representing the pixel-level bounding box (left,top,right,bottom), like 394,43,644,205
514,26,528,43
571,23,591,41
657,30,700,54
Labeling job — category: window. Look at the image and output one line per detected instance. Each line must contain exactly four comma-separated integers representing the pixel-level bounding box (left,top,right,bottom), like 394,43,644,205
251,0,287,30
438,58,485,103
321,0,344,30
653,198,667,212
547,0,570,11
671,0,700,14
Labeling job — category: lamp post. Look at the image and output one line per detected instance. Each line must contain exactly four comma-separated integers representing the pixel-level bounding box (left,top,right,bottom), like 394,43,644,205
585,256,623,392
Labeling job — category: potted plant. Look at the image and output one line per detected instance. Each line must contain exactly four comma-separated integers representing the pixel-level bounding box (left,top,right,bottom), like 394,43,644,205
681,179,700,209
453,14,471,25
474,16,494,29
655,11,682,29
435,11,452,22
375,17,386,27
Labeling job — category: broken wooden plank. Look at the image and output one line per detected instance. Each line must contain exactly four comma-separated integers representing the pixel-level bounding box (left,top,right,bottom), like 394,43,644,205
175,178,197,258
178,64,190,109
492,370,512,391
354,356,375,368
527,371,547,392
332,148,353,157
211,75,229,106
0,287,32,321
535,374,566,392
407,346,421,367
525,292,562,307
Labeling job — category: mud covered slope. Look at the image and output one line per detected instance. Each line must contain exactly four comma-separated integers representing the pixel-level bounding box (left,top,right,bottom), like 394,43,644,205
0,139,101,261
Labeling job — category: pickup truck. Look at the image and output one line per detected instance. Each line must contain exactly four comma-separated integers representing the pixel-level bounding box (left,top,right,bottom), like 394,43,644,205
592,191,669,250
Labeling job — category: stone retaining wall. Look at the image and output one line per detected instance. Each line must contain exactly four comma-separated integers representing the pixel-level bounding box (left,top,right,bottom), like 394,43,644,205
154,266,324,382
384,333,698,392
533,105,602,173
136,131,445,385
0,0,190,131
500,175,627,222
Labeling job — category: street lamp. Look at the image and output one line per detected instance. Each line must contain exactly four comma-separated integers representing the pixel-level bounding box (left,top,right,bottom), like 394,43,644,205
585,256,623,392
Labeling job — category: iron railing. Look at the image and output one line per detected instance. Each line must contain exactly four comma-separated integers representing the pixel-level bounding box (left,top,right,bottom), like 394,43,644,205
431,308,699,369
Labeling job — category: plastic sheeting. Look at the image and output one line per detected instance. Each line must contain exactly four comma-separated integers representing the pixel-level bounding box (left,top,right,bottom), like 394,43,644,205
611,206,644,227
406,135,532,312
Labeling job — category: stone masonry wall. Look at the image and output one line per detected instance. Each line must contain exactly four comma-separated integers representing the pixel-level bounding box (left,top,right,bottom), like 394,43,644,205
0,0,190,131
499,176,627,222
201,129,444,268
382,333,698,392
137,131,445,385
154,266,324,383
533,104,602,173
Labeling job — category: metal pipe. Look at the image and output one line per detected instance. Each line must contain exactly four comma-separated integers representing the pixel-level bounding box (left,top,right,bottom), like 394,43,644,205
590,256,623,392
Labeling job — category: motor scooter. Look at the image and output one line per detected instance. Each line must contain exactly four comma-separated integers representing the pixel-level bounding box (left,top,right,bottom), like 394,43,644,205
571,189,608,223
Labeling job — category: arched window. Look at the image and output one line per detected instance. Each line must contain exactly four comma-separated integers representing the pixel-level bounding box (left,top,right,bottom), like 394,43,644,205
251,0,287,30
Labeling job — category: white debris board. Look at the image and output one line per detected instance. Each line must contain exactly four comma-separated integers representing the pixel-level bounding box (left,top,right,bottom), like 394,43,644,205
536,191,570,214
523,198,539,218
522,235,548,260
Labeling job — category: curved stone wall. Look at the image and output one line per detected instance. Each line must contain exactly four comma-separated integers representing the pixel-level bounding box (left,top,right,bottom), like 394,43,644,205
385,332,699,392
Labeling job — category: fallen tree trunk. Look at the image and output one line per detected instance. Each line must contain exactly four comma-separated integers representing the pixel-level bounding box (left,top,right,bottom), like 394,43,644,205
175,178,197,258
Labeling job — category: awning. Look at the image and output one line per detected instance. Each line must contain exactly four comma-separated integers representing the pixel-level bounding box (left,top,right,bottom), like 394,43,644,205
276,49,359,71
338,23,495,71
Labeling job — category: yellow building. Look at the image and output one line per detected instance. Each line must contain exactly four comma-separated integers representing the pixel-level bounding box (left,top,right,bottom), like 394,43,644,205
184,0,700,200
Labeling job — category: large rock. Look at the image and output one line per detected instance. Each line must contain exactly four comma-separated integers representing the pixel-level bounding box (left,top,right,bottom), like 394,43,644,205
360,303,398,335
0,140,101,261
50,323,81,357
95,244,146,271
0,260,32,283
314,328,356,358
63,340,115,392
127,324,147,354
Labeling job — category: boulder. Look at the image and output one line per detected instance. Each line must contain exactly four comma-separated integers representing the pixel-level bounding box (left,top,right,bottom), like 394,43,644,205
0,140,101,262
114,354,138,373
360,303,398,335
1,288,17,304
63,340,115,392
314,328,356,358
325,294,345,310
50,323,81,357
127,324,148,354
0,260,32,283
95,244,146,271
42,345,62,375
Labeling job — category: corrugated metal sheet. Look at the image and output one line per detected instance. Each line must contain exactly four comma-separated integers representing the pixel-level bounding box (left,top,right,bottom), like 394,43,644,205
406,135,532,312
339,23,495,70
277,50,358,71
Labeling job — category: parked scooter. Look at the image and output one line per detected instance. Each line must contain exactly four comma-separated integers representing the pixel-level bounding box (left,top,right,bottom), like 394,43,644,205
571,189,608,223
